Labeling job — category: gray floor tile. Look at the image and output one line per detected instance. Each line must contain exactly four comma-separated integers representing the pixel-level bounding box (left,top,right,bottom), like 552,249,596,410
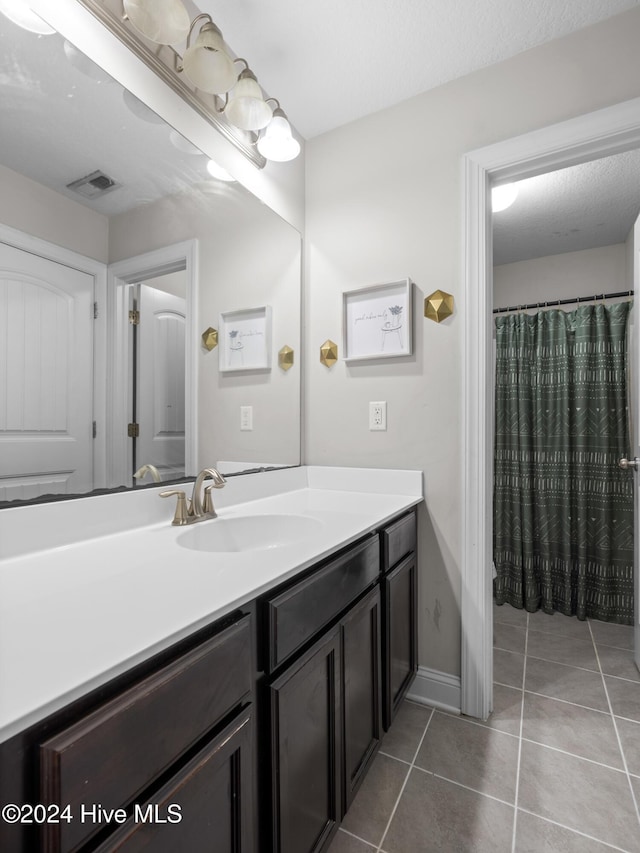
494,621,526,654
606,676,640,723
382,770,513,853
482,683,522,736
493,602,528,627
494,648,525,688
326,829,377,853
380,700,432,763
527,629,598,671
415,711,519,803
528,609,592,640
597,644,640,682
515,810,618,852
524,655,609,712
590,620,635,651
616,716,640,777
340,753,408,847
518,740,640,852
522,692,623,768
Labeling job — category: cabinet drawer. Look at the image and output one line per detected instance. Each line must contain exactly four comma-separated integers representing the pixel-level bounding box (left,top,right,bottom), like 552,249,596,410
382,511,416,570
266,536,379,672
40,614,252,853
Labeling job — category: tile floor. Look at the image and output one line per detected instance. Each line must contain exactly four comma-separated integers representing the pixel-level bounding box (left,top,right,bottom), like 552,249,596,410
328,603,640,852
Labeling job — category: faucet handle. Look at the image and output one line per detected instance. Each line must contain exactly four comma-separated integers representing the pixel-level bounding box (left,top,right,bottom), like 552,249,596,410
159,489,190,525
203,485,218,517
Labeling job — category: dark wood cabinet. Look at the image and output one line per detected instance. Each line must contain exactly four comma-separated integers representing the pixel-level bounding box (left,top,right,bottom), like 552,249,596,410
265,543,383,853
93,707,255,853
341,586,381,813
381,511,418,730
268,627,342,853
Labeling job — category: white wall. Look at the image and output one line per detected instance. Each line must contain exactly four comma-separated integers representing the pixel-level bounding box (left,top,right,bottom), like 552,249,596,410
305,7,640,679
493,244,628,311
0,164,108,262
109,185,301,471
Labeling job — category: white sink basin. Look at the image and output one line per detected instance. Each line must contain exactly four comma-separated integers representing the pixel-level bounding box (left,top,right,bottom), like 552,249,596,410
176,514,324,553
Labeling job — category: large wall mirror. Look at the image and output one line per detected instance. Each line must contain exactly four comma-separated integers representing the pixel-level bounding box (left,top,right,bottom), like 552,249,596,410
0,14,301,505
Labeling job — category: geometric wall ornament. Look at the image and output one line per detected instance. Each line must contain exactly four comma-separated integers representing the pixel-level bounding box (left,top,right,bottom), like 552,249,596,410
278,345,294,371
201,326,218,350
424,289,454,323
320,339,338,368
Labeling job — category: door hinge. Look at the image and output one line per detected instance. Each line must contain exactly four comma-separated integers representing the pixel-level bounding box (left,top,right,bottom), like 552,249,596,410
129,309,140,325
127,422,140,438
93,301,98,319
92,420,97,439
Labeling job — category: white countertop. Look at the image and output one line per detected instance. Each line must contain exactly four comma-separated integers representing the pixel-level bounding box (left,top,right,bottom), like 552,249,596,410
0,466,422,743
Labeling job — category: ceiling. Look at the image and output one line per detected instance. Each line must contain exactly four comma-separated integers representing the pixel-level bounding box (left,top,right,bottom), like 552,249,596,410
201,0,640,140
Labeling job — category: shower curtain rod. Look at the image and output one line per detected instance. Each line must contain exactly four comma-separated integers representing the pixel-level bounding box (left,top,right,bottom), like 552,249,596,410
493,289,634,315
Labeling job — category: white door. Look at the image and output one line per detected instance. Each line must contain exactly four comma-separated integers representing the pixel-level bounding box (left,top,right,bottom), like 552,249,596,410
135,283,186,482
0,242,94,501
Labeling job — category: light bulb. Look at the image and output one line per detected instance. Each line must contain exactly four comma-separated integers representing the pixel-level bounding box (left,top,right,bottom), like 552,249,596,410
492,183,518,212
123,0,190,45
182,22,237,94
257,110,301,162
0,0,55,34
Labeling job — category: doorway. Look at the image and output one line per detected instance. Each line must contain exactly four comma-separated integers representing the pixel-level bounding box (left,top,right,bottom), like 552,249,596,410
461,96,640,720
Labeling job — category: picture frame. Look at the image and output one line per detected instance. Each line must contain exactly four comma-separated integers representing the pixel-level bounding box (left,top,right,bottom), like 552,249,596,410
219,305,272,372
343,278,412,362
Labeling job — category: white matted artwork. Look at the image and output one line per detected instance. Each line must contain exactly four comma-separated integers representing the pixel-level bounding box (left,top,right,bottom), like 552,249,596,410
343,279,412,361
219,306,272,372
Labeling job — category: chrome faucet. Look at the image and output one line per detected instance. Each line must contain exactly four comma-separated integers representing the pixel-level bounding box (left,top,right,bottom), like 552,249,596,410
134,463,161,483
160,467,226,526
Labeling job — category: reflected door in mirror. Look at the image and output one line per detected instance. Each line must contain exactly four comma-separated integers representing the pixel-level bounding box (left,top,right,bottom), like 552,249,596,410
0,242,93,502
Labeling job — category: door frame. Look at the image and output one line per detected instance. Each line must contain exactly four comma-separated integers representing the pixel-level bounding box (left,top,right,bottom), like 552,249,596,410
106,240,198,487
461,96,640,720
0,222,108,489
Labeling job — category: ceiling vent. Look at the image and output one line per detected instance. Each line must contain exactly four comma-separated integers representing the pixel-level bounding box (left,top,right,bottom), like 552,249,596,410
66,170,120,199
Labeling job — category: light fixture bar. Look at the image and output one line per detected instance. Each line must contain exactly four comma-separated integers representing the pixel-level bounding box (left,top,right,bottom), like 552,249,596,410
75,0,267,168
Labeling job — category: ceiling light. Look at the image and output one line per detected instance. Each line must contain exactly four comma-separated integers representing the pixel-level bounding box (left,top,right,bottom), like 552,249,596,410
206,160,235,182
123,0,190,46
181,18,237,95
225,69,272,132
492,183,518,212
0,0,55,34
257,108,301,162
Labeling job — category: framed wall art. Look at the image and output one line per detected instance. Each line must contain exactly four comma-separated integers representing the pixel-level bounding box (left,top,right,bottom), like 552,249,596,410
343,278,412,361
219,305,272,372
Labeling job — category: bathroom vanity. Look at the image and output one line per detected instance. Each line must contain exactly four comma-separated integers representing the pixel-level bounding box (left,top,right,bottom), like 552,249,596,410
0,467,421,853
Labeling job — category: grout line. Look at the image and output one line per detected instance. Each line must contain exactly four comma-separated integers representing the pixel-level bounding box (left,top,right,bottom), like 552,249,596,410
410,764,515,808
511,607,528,853
519,736,629,773
334,827,378,850
516,806,633,852
375,706,434,853
587,620,640,830
523,687,614,716
377,750,413,767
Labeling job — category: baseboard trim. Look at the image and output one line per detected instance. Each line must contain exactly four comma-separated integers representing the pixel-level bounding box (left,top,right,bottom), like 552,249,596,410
406,666,461,715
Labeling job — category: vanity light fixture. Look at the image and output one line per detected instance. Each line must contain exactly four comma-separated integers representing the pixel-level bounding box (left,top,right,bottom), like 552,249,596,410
257,106,301,162
224,67,273,131
0,0,55,34
180,16,238,95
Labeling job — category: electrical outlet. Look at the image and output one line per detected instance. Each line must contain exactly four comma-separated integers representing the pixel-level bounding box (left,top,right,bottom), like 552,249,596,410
369,401,387,431
240,405,253,431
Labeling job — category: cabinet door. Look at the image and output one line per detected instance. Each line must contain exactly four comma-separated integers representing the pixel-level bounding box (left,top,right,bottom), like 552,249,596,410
93,708,255,853
342,587,382,813
269,627,341,853
383,555,417,729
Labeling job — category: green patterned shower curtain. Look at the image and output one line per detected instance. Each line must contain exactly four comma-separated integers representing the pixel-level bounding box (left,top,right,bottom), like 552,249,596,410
493,301,634,624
